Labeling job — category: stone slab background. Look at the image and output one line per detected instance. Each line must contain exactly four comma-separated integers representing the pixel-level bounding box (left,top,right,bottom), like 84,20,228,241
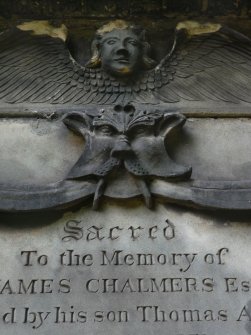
0,0,250,18
0,118,251,186
1,1,251,41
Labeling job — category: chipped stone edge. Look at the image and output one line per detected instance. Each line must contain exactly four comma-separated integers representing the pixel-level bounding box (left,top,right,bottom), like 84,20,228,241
16,20,68,41
176,20,221,37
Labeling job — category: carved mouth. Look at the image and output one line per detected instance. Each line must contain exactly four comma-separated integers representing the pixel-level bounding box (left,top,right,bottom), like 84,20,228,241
114,57,129,63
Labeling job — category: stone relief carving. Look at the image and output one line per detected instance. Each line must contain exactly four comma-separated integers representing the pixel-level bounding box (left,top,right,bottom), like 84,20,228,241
0,19,251,107
63,105,191,209
0,20,251,211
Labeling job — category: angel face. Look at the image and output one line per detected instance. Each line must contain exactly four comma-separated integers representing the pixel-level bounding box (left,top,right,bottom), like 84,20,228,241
99,29,142,77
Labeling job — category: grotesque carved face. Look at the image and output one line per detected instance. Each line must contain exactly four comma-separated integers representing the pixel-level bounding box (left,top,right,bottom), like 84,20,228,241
100,29,142,77
63,105,192,209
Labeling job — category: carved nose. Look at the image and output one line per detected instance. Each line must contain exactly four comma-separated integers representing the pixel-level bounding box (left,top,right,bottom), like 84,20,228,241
116,48,129,57
111,136,132,158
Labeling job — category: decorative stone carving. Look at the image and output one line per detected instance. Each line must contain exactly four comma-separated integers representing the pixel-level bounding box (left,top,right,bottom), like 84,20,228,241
0,20,251,108
0,17,251,335
63,105,191,208
0,20,251,211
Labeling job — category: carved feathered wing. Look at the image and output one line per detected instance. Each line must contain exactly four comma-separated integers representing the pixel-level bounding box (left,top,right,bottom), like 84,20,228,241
152,26,251,105
0,28,85,104
1,25,251,107
0,27,138,105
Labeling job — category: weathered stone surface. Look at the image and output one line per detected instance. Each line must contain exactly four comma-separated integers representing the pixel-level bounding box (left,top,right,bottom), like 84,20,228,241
0,119,83,185
170,118,251,181
1,118,251,185
0,202,250,334
0,13,250,335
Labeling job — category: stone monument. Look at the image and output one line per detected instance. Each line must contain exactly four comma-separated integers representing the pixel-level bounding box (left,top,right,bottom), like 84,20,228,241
0,17,250,334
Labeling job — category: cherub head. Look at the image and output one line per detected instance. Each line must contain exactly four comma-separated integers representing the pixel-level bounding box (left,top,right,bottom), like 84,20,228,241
86,20,156,77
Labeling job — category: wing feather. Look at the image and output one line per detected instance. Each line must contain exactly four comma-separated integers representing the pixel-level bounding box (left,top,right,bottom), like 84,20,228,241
155,27,251,105
2,25,251,108
0,27,101,105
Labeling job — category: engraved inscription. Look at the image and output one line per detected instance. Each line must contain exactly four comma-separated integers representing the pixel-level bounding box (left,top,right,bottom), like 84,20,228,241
0,209,249,335
62,219,175,242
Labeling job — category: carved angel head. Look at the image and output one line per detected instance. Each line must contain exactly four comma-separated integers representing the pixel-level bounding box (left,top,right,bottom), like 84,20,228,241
86,20,156,77
63,105,191,208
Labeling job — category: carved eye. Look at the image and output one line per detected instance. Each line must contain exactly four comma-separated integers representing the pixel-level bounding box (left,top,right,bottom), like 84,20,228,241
133,127,147,135
128,39,138,46
130,126,153,138
98,125,114,135
107,39,116,45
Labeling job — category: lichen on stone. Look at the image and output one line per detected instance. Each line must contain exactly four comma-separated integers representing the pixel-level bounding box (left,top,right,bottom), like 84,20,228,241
176,20,221,37
17,20,68,41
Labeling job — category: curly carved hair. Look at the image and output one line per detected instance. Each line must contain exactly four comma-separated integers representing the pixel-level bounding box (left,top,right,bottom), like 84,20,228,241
86,20,156,70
